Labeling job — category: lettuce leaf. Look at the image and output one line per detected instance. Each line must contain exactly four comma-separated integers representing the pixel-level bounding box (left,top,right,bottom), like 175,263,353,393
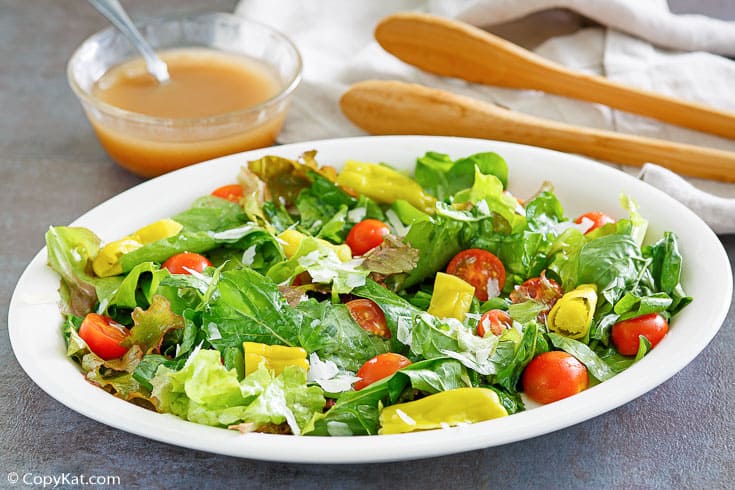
548,333,616,382
45,226,121,316
360,235,419,276
643,232,692,315
577,233,648,305
121,295,185,354
415,151,508,200
398,217,468,289
490,323,549,392
267,236,368,295
297,299,390,372
120,225,282,274
202,268,303,348
409,314,500,375
172,195,247,232
102,262,170,323
151,348,325,434
352,279,422,351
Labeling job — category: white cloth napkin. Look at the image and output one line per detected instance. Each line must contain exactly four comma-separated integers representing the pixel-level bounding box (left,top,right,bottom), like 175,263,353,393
235,0,735,234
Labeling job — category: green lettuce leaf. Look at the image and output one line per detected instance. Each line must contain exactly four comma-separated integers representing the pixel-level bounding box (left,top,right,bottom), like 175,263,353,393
267,236,368,295
643,232,692,315
296,172,356,237
297,299,390,372
45,226,121,316
578,233,648,305
548,333,616,382
398,217,468,289
410,314,500,375
103,262,169,322
120,224,282,274
491,323,549,391
415,151,508,200
172,195,247,232
151,348,324,435
202,268,303,349
352,279,422,351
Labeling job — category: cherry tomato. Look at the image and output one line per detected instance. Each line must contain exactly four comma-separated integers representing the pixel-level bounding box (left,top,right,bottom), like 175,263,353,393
162,252,212,275
211,184,244,203
345,219,390,256
510,271,563,323
574,211,615,234
477,309,512,337
79,313,130,360
611,313,669,356
354,353,411,390
522,351,588,404
346,299,391,338
446,249,506,301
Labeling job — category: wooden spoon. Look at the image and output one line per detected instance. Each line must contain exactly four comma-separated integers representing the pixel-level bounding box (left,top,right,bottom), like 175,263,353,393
375,12,735,140
340,80,735,182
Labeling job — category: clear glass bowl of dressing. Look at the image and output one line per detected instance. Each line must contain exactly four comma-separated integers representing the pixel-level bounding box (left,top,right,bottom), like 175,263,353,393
68,11,302,177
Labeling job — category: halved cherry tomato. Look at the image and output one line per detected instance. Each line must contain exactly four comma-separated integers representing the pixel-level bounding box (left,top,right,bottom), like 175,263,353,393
354,353,411,390
79,313,130,360
162,252,212,275
446,249,506,301
346,299,390,338
345,219,390,256
574,211,615,234
510,271,563,323
611,313,669,356
522,351,588,404
211,184,244,203
477,309,512,337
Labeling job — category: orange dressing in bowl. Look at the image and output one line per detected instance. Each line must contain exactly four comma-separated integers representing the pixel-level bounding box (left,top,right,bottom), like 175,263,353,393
87,48,286,177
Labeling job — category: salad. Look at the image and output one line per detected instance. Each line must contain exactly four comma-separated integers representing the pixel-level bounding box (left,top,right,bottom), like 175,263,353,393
46,150,691,436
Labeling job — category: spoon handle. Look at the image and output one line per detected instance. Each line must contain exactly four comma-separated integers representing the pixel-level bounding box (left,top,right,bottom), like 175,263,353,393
375,12,735,140
88,0,169,83
340,80,735,182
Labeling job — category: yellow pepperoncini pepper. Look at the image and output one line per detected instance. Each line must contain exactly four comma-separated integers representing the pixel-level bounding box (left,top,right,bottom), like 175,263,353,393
336,160,436,213
130,218,183,244
427,272,475,321
379,387,508,435
92,219,183,277
546,284,598,339
277,228,352,262
243,341,309,376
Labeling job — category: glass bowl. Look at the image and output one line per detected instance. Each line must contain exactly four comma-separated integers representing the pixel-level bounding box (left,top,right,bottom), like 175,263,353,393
68,12,302,178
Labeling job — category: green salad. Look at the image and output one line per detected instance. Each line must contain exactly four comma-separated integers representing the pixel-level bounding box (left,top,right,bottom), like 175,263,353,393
46,150,691,436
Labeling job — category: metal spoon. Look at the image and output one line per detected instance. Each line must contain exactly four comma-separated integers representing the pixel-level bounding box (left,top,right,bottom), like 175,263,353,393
88,0,170,83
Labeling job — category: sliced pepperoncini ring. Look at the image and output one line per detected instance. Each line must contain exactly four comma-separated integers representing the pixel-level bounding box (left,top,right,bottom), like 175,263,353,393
378,387,508,435
546,284,598,339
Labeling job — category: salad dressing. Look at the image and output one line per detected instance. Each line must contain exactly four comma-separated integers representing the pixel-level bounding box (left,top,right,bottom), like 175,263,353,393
89,48,284,177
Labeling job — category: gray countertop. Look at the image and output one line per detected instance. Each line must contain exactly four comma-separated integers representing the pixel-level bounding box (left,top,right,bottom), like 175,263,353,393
2,1,733,488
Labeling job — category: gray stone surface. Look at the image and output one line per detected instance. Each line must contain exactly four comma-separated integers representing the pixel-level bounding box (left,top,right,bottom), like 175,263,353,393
1,1,733,488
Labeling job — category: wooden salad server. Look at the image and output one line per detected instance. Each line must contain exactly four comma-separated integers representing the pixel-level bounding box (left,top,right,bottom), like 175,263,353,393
374,12,735,141
339,80,735,182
